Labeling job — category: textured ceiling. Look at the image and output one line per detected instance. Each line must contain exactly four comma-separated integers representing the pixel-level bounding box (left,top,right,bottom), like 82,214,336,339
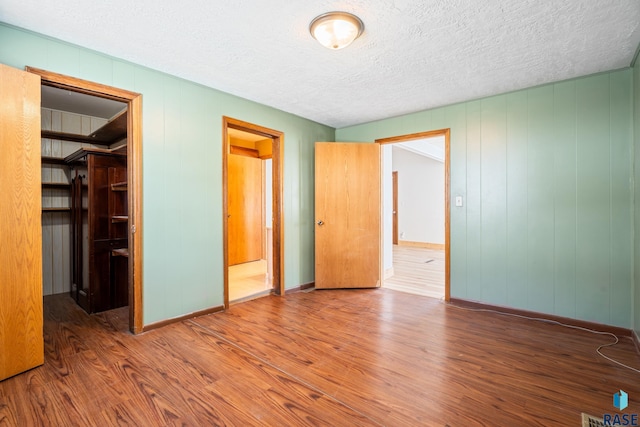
1,1,639,128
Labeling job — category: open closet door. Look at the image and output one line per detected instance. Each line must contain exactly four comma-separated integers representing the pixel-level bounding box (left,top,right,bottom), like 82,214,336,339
314,142,381,289
0,63,44,380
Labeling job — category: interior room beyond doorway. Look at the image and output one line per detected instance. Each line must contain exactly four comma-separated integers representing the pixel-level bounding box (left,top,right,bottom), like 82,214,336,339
227,128,274,303
379,131,449,300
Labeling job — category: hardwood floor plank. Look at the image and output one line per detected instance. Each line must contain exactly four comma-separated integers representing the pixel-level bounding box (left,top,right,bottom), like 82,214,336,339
384,245,445,298
2,290,639,426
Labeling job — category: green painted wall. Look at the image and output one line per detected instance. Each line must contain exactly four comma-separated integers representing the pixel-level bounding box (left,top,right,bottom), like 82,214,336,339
634,61,640,337
0,23,334,325
337,70,634,328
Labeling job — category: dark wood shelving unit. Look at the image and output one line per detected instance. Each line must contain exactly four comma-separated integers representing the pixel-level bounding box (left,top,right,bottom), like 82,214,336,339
67,149,128,314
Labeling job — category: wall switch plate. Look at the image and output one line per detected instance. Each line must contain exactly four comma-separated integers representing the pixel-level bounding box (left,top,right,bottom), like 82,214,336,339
455,196,463,207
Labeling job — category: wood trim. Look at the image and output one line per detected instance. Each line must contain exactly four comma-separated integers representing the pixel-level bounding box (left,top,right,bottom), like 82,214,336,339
444,129,450,302
230,145,259,158
449,298,633,337
633,330,640,355
376,129,449,145
25,67,140,101
398,240,445,250
142,305,225,332
28,66,144,334
285,282,315,294
222,122,230,307
223,116,284,309
376,128,451,302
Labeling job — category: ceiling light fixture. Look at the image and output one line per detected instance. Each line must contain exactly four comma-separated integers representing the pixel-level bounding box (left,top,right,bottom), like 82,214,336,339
309,12,364,50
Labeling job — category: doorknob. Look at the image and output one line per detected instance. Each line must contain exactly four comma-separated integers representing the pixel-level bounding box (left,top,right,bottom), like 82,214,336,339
317,220,324,226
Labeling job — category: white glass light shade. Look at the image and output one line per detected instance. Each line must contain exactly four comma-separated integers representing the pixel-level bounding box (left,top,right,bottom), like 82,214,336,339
309,12,364,50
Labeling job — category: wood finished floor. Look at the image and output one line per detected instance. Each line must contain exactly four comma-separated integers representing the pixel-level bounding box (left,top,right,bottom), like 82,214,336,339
384,245,445,299
229,259,272,303
1,290,639,426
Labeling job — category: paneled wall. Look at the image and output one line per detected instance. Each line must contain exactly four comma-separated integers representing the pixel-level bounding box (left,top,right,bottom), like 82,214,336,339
41,107,107,296
0,23,334,325
337,70,634,328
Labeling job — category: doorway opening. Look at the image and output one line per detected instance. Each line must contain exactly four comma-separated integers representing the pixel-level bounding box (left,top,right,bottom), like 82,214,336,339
376,129,450,301
222,117,284,308
27,67,143,333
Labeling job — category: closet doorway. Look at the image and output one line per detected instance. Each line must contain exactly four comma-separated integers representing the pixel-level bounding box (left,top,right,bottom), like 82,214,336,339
27,67,143,334
222,117,284,307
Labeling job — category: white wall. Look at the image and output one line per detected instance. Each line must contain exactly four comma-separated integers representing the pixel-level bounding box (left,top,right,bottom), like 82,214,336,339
392,146,444,244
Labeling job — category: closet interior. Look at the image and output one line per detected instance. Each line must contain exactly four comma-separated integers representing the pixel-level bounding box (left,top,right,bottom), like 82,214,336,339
41,85,129,314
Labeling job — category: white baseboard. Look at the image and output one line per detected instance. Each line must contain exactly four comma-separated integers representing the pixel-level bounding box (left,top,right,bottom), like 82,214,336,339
398,240,445,250
384,267,394,279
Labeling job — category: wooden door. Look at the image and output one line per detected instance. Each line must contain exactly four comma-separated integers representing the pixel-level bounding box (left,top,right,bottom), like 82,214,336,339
228,153,263,265
0,64,44,380
315,142,381,289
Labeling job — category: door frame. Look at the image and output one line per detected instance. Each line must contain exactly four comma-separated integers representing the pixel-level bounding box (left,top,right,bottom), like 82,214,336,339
376,128,451,302
25,67,144,333
222,117,284,307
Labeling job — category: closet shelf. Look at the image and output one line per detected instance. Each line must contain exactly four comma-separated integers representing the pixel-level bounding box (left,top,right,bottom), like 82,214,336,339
42,182,70,189
41,109,127,146
41,156,67,165
42,207,71,212
41,130,109,146
88,110,127,143
111,215,128,223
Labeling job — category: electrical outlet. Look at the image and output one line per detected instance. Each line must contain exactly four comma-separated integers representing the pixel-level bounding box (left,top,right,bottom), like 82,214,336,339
455,196,463,207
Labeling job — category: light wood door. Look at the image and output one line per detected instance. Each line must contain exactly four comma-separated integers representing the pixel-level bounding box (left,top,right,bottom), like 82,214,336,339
315,142,381,289
0,64,44,381
228,153,263,265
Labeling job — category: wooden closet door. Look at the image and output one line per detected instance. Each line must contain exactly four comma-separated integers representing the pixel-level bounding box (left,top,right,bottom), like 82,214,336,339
228,153,263,265
0,64,44,381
